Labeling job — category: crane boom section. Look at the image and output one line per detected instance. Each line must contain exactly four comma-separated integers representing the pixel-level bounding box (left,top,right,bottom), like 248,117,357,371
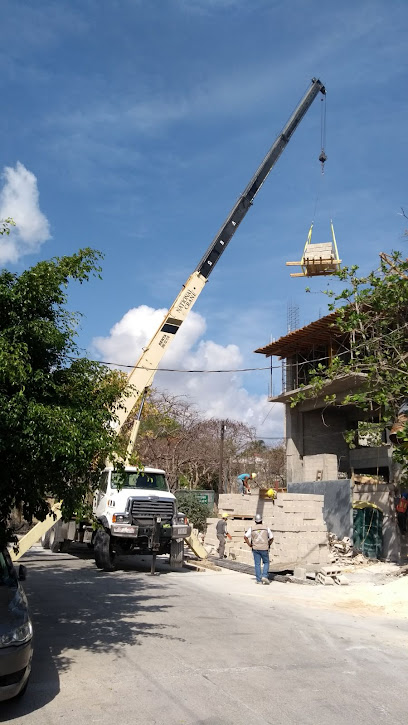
196,78,325,278
114,270,206,432
115,78,325,439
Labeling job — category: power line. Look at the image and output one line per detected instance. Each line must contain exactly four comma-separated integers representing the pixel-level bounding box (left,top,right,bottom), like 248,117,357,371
68,356,273,373
67,320,408,375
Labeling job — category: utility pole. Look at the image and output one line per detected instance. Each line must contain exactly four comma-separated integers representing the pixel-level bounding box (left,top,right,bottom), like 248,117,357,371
219,421,226,495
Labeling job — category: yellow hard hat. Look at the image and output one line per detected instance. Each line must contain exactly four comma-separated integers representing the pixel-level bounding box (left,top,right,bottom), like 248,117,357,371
221,512,229,518
267,488,276,499
251,473,257,479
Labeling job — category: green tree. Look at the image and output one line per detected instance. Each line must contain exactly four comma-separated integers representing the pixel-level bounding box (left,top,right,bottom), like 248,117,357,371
291,251,408,478
175,491,209,532
0,248,129,546
1,217,16,237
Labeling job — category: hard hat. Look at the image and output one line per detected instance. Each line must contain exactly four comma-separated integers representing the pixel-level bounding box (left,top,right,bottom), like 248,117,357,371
255,513,262,523
251,473,257,479
221,512,229,518
267,488,275,498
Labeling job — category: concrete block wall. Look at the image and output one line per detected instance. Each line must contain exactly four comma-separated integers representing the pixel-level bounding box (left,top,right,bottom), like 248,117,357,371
288,479,353,540
205,493,329,569
303,454,338,482
286,406,350,483
302,409,350,462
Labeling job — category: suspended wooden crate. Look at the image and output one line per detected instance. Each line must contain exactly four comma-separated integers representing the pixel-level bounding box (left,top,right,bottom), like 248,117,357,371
286,221,341,277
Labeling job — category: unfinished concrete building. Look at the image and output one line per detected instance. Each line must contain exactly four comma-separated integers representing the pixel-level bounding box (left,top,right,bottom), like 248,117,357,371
255,312,402,561
255,311,397,483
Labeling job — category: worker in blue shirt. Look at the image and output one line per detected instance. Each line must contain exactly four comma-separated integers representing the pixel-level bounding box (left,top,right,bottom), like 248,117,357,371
237,472,256,495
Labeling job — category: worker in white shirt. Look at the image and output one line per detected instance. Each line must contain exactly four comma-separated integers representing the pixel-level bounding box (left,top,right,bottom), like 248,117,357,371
244,513,273,585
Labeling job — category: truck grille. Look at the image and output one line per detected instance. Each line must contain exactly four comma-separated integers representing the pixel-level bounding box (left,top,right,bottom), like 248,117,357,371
129,497,174,523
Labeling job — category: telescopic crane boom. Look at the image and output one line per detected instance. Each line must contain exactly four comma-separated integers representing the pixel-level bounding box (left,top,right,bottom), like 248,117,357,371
118,78,326,459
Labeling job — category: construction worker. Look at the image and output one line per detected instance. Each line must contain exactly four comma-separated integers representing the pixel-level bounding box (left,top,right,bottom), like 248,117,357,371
237,472,256,495
396,492,408,534
216,513,231,559
244,513,273,585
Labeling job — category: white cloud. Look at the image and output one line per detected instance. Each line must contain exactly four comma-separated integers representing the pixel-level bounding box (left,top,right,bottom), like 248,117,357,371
0,162,50,264
92,305,283,440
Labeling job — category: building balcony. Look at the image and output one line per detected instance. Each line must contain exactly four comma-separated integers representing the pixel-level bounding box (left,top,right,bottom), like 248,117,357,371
269,373,367,411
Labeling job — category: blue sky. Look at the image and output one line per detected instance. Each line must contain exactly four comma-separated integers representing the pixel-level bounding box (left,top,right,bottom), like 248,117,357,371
1,0,408,440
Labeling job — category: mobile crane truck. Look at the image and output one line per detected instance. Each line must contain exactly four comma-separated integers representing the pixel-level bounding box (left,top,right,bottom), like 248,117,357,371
17,79,326,572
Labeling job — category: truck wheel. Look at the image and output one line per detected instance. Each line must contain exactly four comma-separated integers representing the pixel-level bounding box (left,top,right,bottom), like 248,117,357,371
41,529,51,549
49,527,61,553
94,530,116,572
169,539,184,570
59,540,71,554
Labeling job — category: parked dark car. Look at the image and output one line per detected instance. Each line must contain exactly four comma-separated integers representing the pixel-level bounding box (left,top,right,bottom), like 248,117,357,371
0,549,33,701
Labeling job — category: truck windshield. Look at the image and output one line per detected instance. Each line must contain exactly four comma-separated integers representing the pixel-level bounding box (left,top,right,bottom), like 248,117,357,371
110,472,168,491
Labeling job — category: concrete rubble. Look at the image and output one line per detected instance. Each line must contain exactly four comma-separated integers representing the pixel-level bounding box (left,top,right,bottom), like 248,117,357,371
204,492,330,570
328,531,372,566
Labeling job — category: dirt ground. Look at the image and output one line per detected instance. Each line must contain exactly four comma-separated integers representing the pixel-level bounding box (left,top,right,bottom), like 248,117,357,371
194,558,408,619
276,561,408,618
326,562,408,617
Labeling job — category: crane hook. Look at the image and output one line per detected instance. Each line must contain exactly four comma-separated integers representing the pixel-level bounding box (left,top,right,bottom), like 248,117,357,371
319,94,327,173
319,149,327,173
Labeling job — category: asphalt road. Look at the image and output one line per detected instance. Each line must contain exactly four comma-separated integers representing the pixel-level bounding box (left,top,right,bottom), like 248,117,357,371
2,545,408,725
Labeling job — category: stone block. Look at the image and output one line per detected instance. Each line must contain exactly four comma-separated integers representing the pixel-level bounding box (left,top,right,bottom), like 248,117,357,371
293,567,306,580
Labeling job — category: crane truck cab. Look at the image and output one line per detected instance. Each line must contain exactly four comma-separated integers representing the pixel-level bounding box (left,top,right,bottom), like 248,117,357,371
42,466,191,571
90,466,190,571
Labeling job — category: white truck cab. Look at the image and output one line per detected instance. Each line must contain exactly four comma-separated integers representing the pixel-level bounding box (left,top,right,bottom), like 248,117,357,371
90,466,190,571
42,466,190,571
93,466,173,525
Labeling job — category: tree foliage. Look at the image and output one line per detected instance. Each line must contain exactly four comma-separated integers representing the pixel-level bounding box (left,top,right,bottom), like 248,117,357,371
237,441,286,488
291,251,408,478
133,390,286,491
174,491,209,532
135,390,254,491
0,248,128,545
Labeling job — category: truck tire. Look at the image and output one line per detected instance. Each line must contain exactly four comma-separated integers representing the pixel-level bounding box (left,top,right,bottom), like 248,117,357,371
94,530,116,572
49,525,62,553
169,539,184,570
41,529,51,549
59,540,71,554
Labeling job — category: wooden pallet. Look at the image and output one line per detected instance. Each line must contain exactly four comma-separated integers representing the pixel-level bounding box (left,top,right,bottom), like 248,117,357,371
286,222,341,278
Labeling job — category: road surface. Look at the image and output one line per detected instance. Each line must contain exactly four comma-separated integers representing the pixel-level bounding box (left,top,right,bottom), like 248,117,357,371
1,546,408,725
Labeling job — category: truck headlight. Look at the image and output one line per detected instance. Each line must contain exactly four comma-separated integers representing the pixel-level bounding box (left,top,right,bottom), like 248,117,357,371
0,620,33,648
112,514,130,523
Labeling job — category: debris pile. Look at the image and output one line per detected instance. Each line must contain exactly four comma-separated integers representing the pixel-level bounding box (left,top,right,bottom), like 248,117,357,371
328,532,373,567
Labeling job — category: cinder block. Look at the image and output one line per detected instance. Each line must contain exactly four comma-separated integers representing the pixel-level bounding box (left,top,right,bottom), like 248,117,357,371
316,572,335,586
293,567,306,580
320,565,341,577
333,574,349,586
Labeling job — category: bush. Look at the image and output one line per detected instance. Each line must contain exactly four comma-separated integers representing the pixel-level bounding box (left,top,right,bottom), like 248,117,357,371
176,492,209,532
